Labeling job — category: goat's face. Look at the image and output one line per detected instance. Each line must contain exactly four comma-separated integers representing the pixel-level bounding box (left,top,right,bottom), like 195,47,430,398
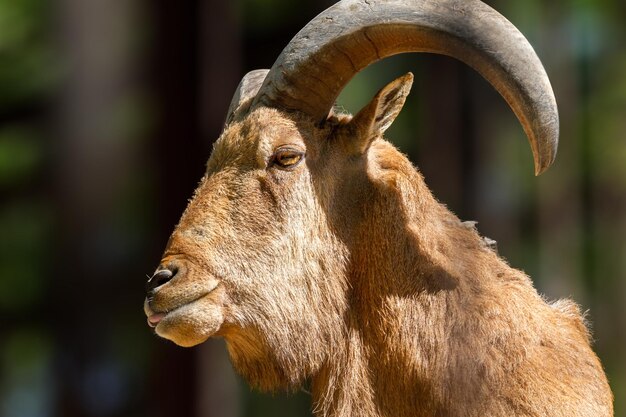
143,74,414,389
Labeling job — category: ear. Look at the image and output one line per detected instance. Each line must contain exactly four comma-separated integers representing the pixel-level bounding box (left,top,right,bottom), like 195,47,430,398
348,72,413,154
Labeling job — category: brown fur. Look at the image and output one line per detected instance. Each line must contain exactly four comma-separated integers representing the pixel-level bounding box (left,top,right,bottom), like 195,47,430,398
144,76,613,416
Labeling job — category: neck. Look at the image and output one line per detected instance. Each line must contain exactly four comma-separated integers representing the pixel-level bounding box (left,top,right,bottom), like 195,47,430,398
310,326,378,417
309,158,510,417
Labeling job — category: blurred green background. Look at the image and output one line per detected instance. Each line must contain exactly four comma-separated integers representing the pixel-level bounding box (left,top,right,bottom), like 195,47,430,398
0,0,624,416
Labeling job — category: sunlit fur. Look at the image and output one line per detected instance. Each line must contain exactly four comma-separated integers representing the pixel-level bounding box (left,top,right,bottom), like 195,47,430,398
145,76,613,416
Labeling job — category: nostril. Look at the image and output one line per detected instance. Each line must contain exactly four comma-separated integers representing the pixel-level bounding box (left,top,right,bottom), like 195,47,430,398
146,269,175,294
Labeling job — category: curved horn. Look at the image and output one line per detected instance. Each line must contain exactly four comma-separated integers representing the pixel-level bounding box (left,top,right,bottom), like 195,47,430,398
251,0,558,175
225,69,269,126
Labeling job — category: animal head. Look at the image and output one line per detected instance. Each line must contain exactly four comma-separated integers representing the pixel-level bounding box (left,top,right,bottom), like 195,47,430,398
144,0,558,392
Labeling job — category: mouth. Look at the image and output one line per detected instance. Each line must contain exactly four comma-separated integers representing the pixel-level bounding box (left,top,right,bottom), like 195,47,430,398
144,291,214,329
147,312,166,328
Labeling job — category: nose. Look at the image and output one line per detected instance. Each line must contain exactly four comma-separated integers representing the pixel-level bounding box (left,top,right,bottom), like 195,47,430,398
146,268,175,294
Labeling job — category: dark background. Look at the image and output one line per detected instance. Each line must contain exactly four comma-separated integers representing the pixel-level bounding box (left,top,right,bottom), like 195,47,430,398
1,0,625,416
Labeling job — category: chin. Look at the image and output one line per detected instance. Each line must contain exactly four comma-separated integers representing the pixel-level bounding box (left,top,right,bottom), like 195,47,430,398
154,299,225,347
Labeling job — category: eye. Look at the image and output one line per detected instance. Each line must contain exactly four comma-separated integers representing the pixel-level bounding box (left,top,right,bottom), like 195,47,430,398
270,147,305,170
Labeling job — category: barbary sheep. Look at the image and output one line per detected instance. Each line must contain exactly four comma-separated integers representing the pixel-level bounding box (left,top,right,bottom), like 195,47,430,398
143,0,614,416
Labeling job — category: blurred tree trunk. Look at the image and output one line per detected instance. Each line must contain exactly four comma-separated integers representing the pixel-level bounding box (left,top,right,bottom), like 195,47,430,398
149,0,206,416
54,0,163,415
416,57,475,221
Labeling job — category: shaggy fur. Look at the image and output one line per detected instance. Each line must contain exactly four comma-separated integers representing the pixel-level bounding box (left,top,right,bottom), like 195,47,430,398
144,75,613,416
